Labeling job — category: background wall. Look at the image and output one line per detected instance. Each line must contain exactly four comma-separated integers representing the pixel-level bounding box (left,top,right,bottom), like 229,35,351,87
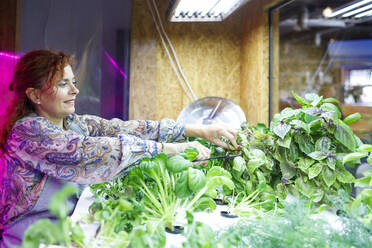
1,0,279,128
130,0,242,121
130,0,279,125
279,40,342,103
19,0,132,119
0,0,18,128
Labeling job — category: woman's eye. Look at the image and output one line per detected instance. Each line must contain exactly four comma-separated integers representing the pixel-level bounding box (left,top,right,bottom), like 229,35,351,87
57,81,67,87
72,80,78,86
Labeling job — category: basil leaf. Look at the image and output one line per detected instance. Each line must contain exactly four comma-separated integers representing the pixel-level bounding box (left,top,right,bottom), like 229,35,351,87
321,102,342,119
279,159,296,180
292,90,311,106
315,137,331,153
320,111,339,120
354,177,371,188
322,166,336,187
342,152,367,164
276,183,288,201
334,123,356,152
336,168,355,183
327,156,336,170
305,113,321,123
343,112,362,125
308,163,323,179
298,157,315,173
308,151,327,161
305,93,323,107
277,108,298,121
323,97,340,104
277,135,292,148
312,189,324,202
288,143,299,162
273,122,291,139
357,144,372,153
276,147,296,179
295,177,315,198
296,134,314,155
309,118,322,130
290,120,310,134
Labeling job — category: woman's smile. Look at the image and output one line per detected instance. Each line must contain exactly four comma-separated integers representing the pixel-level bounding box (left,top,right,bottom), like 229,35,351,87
64,99,76,105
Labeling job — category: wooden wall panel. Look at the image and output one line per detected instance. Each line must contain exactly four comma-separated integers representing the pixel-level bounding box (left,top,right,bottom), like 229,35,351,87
130,0,279,124
241,0,268,125
129,0,158,120
0,0,17,52
240,0,280,125
130,0,241,121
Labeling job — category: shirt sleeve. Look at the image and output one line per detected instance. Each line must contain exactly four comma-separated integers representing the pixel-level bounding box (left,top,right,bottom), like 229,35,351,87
6,117,159,184
74,114,186,142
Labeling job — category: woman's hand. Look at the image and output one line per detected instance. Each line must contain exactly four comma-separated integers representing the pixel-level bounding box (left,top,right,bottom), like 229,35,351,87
161,141,211,160
185,123,238,150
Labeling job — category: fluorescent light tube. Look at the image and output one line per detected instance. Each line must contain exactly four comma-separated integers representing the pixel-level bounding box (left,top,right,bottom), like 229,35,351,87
211,0,235,16
355,8,372,17
328,0,372,17
168,0,249,22
342,3,372,17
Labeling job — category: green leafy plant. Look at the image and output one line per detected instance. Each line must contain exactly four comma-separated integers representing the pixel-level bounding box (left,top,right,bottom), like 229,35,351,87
21,186,85,248
217,198,372,248
97,149,236,232
235,92,363,205
181,211,217,248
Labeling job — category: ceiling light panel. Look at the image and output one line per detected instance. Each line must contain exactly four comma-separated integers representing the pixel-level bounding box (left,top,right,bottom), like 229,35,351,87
167,0,250,22
342,3,372,17
328,0,372,18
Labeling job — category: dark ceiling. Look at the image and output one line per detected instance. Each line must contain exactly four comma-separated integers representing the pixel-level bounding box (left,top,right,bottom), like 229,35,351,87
278,0,372,44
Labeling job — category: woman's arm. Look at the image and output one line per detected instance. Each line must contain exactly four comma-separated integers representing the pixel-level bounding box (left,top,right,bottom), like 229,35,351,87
185,123,238,149
7,117,160,184
74,114,185,143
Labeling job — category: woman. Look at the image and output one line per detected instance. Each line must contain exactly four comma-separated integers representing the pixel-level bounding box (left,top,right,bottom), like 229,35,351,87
0,50,238,246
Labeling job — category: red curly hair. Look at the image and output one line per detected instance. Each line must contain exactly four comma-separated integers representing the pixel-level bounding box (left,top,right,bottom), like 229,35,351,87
0,50,71,153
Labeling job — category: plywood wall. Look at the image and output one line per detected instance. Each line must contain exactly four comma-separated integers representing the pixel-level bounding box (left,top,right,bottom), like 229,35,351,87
130,0,279,125
130,0,241,121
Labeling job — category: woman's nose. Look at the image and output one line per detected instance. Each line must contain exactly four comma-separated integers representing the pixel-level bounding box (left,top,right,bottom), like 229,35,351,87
70,83,79,95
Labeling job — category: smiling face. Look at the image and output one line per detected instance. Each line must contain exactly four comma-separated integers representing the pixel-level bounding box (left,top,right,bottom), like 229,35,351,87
34,65,79,126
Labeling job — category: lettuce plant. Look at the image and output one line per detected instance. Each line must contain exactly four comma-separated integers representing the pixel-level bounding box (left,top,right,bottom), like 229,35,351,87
22,186,85,248
122,149,235,231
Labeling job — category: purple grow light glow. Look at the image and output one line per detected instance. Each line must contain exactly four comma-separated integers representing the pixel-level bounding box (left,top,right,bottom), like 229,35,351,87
0,52,20,60
103,50,127,79
0,51,20,127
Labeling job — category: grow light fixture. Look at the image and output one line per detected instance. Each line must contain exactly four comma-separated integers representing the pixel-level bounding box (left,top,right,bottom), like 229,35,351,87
325,0,372,18
166,0,250,22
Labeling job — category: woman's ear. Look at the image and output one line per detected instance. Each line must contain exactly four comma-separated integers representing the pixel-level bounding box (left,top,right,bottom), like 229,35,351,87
25,88,41,105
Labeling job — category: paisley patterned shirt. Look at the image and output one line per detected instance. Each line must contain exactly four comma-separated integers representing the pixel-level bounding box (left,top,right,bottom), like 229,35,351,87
0,113,185,225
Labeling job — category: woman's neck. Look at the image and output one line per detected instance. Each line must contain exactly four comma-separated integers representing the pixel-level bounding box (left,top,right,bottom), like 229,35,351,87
36,112,64,130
